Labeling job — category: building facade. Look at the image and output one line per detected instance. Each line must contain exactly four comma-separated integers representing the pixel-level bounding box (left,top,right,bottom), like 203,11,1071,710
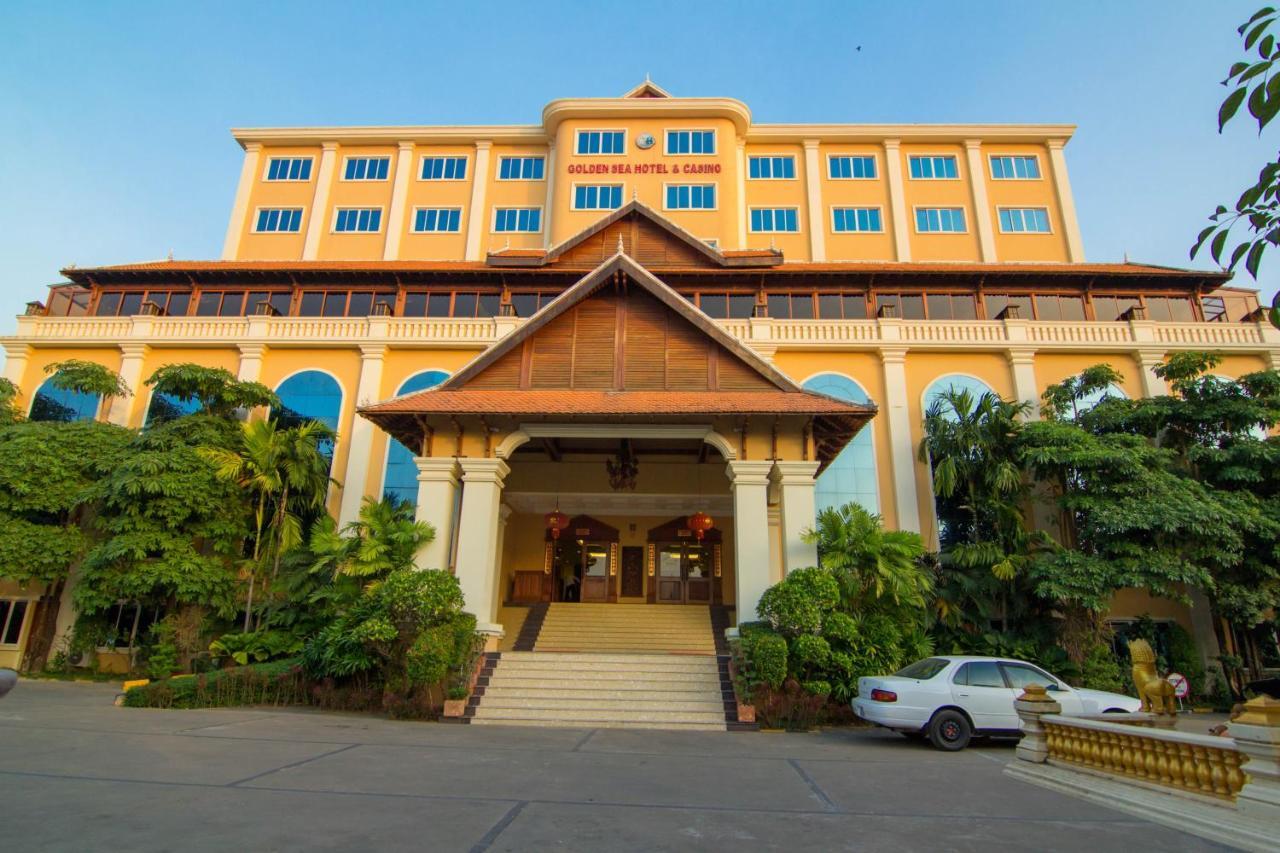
1,82,1274,671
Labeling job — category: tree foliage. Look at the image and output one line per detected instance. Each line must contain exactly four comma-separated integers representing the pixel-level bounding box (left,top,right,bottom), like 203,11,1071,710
146,363,279,420
45,359,130,400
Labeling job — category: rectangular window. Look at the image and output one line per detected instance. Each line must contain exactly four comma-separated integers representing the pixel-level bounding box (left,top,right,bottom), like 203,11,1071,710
0,599,29,645
828,155,877,179
990,155,1041,180
411,207,462,233
1033,294,1087,321
298,291,324,316
748,155,796,179
915,207,966,233
493,207,542,233
419,156,467,180
1144,296,1195,322
666,129,715,155
749,207,799,233
998,207,1051,233
333,208,382,233
265,157,312,181
984,293,1034,320
1092,295,1142,322
665,184,716,210
908,155,959,179
575,130,625,155
831,207,883,233
875,293,925,319
572,185,622,211
253,208,303,233
343,157,390,181
498,156,546,180
926,293,977,320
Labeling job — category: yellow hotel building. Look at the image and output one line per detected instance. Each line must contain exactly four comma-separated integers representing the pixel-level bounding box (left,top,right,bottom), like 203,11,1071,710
0,82,1271,706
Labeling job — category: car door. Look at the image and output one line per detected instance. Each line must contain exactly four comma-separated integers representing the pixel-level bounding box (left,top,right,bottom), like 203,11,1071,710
951,661,1018,730
999,663,1084,716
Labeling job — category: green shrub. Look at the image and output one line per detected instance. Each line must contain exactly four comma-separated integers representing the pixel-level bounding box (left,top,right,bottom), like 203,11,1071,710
1079,642,1125,693
749,630,788,690
146,643,178,680
123,659,305,709
1166,623,1206,698
790,634,831,672
757,567,839,636
801,680,831,697
210,630,304,667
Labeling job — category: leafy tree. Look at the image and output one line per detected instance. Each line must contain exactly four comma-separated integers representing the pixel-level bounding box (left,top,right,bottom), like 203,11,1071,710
0,378,22,423
308,497,434,582
1192,7,1280,280
145,364,278,421
44,359,130,421
805,502,930,611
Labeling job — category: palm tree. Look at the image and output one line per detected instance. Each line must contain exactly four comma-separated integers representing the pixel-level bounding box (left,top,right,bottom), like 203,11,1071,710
308,497,435,583
199,418,335,630
804,502,930,611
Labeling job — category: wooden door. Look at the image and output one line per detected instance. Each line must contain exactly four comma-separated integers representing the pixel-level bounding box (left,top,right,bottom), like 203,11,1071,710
655,543,685,603
684,544,712,603
620,546,644,598
580,542,612,602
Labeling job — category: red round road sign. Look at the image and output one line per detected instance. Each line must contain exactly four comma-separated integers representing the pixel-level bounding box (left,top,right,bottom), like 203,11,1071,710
1166,672,1189,699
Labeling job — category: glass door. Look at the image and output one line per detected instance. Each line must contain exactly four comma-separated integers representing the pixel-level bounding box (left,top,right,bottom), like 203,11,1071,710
580,542,611,602
656,543,685,603
654,542,711,604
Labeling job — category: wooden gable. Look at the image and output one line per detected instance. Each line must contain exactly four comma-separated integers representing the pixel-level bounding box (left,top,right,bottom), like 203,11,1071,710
465,278,775,392
556,213,717,269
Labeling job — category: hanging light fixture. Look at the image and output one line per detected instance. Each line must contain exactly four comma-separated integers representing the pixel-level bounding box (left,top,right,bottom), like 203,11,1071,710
687,454,714,540
545,509,570,539
606,439,639,491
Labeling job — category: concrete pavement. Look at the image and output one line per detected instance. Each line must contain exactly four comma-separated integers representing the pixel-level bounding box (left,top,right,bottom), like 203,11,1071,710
0,680,1235,852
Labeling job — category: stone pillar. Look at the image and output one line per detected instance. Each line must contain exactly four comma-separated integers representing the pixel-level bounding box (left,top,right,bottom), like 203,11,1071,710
542,141,557,248
453,457,510,636
727,460,774,620
1007,348,1040,419
735,138,748,249
1228,695,1280,824
882,139,912,262
1047,138,1085,262
463,140,492,261
802,139,825,262
879,347,922,533
2,342,31,387
302,142,338,261
221,142,262,260
236,343,265,384
964,139,997,262
1013,684,1061,764
773,460,821,573
108,343,148,426
413,457,460,572
1135,350,1167,398
337,345,386,527
382,141,416,260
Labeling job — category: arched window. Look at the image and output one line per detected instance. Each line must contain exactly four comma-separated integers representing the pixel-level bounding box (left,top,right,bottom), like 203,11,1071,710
272,371,343,464
803,374,878,516
923,374,997,421
144,392,202,426
382,370,449,507
1075,383,1127,414
28,377,100,423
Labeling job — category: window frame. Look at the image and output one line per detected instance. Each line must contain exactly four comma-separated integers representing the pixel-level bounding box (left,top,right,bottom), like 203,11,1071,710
988,154,1043,181
747,154,797,180
912,206,968,234
410,206,464,234
491,206,544,234
663,183,718,211
340,156,392,182
330,206,385,234
827,153,878,180
570,183,625,212
829,206,884,234
0,598,31,648
574,129,627,157
664,128,717,156
748,206,801,234
251,207,305,234
417,155,469,181
996,206,1053,234
496,155,547,181
907,153,961,181
262,156,314,182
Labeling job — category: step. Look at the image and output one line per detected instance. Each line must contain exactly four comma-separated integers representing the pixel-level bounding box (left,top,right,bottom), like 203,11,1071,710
485,677,723,692
498,651,719,663
474,696,726,712
493,659,719,674
469,718,726,731
472,706,727,724
481,686,725,701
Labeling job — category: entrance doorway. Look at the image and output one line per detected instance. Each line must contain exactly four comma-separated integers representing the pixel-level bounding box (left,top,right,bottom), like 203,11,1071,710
655,542,712,603
547,515,618,603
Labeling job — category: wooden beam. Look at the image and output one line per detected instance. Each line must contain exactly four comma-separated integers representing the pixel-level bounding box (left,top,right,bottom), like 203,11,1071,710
541,437,562,461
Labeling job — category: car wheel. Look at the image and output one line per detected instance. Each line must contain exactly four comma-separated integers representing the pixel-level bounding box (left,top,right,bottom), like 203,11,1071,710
927,710,972,751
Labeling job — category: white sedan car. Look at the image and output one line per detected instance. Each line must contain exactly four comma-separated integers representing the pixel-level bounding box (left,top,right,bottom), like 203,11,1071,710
854,655,1141,750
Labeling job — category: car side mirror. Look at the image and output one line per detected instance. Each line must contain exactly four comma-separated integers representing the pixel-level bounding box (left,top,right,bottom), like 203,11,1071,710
1044,683,1061,691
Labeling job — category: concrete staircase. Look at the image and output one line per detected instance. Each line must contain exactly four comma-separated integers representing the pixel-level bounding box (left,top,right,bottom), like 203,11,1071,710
468,604,728,730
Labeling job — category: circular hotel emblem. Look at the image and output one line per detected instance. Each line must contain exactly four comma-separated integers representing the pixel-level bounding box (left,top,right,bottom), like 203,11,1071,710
636,133,656,150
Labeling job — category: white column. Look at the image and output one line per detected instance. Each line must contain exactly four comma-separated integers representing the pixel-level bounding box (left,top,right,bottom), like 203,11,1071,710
802,139,825,262
1007,348,1040,419
413,457,460,572
1047,138,1085,262
726,459,774,620
1135,350,1167,398
108,343,148,426
453,457,509,635
964,139,997,262
337,344,386,527
773,460,821,573
2,342,31,387
880,347,922,533
236,343,265,383
542,141,557,248
736,137,748,249
883,139,911,261
382,141,416,260
302,142,338,260
463,140,493,261
221,142,262,260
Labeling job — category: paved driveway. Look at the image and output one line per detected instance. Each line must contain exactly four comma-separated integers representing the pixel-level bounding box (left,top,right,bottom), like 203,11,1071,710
0,681,1232,852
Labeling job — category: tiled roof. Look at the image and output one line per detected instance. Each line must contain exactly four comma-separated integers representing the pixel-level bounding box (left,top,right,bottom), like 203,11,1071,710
361,388,874,417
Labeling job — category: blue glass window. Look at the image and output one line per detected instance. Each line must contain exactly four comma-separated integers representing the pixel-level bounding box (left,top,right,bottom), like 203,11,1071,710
412,208,462,233
144,391,202,426
748,156,795,179
923,375,997,423
573,185,623,211
804,375,878,516
343,157,390,181
990,155,1041,180
908,155,959,179
749,207,799,233
998,207,1051,233
272,371,343,465
665,184,716,210
381,370,450,507
915,207,966,233
265,157,312,181
493,207,542,233
254,208,303,233
832,207,883,233
498,156,546,180
334,208,382,233
665,130,715,155
828,155,876,179
420,156,467,180
28,377,100,423
575,131,625,155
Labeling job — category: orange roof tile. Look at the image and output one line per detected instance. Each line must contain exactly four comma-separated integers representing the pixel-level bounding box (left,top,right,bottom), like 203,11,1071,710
361,388,873,417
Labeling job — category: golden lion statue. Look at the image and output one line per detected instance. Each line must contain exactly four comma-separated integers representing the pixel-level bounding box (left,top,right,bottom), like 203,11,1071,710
1128,638,1177,715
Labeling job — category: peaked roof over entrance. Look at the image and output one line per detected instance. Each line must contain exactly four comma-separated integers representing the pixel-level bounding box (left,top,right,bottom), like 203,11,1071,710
359,251,875,466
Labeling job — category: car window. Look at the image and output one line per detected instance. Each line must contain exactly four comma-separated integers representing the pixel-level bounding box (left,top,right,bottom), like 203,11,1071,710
954,661,1006,688
1000,663,1057,690
894,658,949,680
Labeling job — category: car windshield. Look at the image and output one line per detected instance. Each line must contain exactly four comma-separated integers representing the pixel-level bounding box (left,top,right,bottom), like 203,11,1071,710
894,658,950,680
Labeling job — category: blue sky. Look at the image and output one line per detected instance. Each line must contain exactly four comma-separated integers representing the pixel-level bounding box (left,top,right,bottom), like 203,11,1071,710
1,1,1276,333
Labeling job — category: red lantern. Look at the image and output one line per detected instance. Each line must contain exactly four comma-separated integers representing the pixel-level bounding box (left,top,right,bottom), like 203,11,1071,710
687,511,714,541
545,509,570,540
